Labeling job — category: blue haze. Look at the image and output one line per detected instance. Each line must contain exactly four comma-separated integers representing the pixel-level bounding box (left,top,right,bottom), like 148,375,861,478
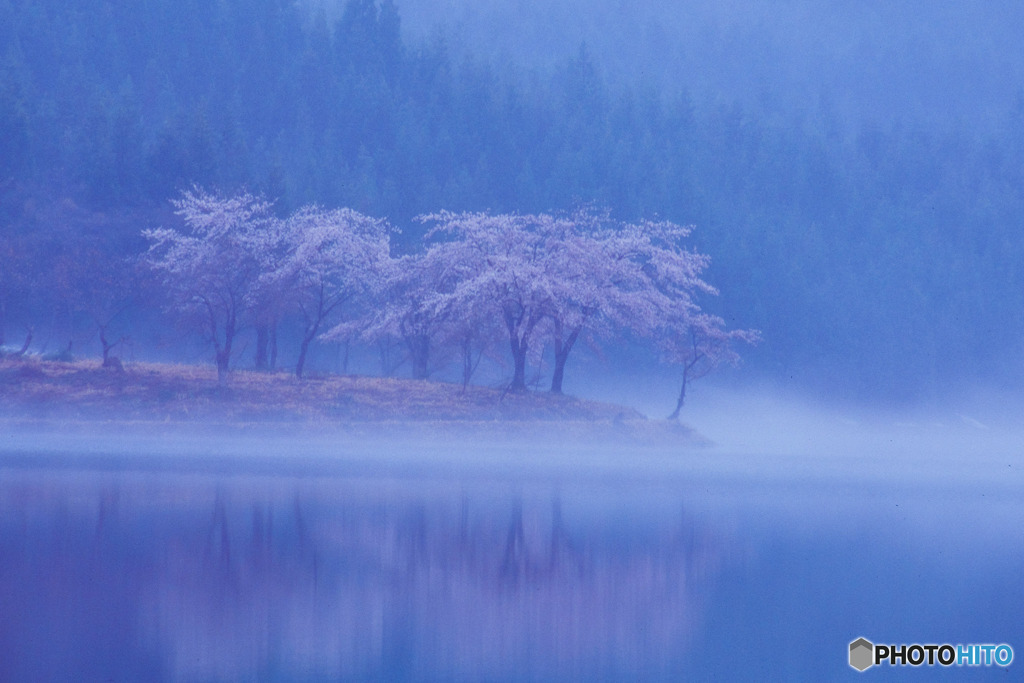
2,4,1024,676
1,0,1024,401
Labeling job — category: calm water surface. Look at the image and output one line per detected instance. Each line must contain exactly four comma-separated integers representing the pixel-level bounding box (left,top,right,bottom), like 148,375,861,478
0,435,1020,681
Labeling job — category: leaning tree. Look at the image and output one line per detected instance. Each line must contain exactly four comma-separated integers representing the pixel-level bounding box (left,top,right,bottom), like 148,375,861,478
539,211,687,394
603,218,760,418
544,213,760,412
514,210,724,396
661,312,760,419
279,206,391,378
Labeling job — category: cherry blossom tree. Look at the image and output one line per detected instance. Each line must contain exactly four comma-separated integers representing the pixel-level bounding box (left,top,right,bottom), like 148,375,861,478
533,211,601,394
245,216,291,371
539,210,677,394
364,243,503,383
143,190,756,403
445,291,503,389
540,211,760,403
597,218,759,418
282,206,391,378
419,211,566,392
662,312,760,419
143,187,274,383
418,209,736,396
359,251,446,380
420,233,513,389
464,210,711,395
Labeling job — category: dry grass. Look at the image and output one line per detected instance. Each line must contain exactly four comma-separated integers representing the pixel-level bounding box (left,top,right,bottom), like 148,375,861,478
0,358,713,448
0,357,647,424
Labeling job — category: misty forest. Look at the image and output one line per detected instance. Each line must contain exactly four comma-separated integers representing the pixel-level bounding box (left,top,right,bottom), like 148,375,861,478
4,0,1024,405
3,2,1024,680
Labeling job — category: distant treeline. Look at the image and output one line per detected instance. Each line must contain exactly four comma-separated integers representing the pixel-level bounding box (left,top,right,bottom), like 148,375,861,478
2,0,1024,399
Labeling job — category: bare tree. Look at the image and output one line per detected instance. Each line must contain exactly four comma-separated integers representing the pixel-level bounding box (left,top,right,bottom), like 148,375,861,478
52,245,137,367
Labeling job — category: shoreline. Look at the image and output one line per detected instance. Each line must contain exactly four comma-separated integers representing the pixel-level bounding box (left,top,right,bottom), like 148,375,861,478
0,357,709,449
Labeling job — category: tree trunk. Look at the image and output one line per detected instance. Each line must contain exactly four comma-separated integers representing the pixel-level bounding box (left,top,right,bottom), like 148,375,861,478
296,333,313,379
550,350,568,395
378,338,400,376
549,325,580,395
269,323,278,370
255,323,269,370
461,335,477,390
409,334,430,380
99,325,112,365
503,306,533,392
296,311,323,378
216,316,235,386
509,338,528,392
668,366,688,420
216,350,230,385
14,327,32,356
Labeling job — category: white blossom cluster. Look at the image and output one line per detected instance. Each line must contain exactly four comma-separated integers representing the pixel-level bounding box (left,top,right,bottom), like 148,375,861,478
145,188,756,410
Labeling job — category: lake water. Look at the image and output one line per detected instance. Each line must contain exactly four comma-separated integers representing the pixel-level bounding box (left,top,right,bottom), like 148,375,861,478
0,426,1020,681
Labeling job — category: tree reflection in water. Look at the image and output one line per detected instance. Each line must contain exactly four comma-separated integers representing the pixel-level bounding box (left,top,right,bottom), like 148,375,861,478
0,470,721,680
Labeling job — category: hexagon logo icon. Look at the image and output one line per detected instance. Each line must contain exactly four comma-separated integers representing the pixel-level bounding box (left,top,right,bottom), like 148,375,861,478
849,637,874,671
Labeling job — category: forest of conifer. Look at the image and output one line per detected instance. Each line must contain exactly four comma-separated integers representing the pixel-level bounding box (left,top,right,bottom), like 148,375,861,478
3,0,1024,400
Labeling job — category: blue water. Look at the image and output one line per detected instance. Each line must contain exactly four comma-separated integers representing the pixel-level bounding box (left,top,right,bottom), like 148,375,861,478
0,444,1020,681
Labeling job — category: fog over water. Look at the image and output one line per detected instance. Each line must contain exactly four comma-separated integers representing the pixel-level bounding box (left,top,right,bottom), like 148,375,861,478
3,0,1024,678
2,403,1021,680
